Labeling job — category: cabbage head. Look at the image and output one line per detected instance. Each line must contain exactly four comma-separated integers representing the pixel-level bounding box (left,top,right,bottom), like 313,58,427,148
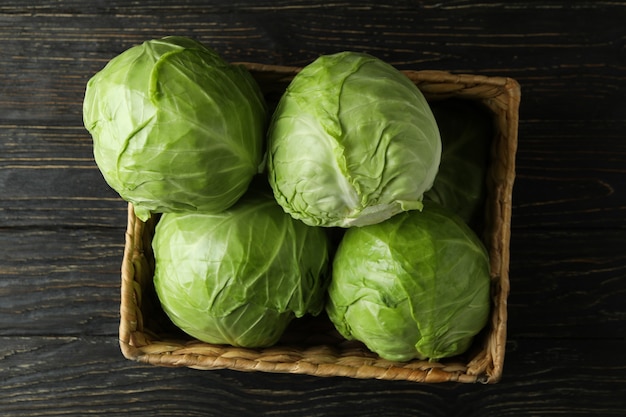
424,99,492,226
267,52,441,228
152,184,330,347
83,36,267,221
326,202,490,361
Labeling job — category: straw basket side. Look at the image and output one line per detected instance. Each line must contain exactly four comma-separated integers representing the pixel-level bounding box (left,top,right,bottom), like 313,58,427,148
119,65,520,384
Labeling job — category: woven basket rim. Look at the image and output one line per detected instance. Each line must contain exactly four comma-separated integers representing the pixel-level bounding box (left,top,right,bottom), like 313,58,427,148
118,66,520,384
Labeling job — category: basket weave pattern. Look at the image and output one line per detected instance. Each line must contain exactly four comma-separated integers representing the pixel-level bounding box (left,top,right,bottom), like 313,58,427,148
119,65,520,383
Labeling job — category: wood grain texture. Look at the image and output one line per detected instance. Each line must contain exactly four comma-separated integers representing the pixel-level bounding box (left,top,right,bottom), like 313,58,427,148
1,337,625,417
513,119,626,229
0,228,123,336
1,0,626,415
1,1,623,123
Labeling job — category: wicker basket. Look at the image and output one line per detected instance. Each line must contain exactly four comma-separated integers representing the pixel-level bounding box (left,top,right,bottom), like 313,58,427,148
119,64,520,384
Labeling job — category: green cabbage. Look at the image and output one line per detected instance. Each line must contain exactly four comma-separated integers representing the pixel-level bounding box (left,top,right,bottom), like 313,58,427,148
83,36,267,221
267,52,441,228
326,201,490,361
424,99,493,225
152,184,330,347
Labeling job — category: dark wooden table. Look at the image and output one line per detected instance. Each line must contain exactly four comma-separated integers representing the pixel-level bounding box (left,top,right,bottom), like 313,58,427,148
2,1,625,415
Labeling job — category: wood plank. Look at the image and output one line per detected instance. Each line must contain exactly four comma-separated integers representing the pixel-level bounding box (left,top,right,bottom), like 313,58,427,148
0,1,623,124
0,125,126,228
1,335,625,416
512,119,626,229
0,228,124,337
508,229,626,338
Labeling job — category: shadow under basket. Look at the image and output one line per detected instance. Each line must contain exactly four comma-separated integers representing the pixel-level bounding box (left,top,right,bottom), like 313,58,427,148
119,64,520,384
